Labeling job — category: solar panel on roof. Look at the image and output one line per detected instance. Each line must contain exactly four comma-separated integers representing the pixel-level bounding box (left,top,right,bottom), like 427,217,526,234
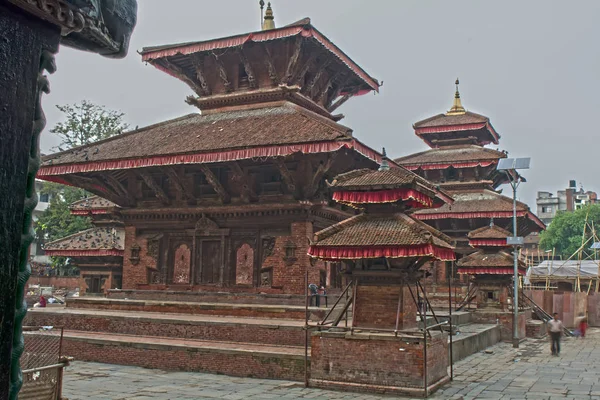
497,157,531,171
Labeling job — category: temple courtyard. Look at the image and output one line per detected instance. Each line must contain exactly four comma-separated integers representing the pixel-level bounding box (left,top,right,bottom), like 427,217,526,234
61,329,600,400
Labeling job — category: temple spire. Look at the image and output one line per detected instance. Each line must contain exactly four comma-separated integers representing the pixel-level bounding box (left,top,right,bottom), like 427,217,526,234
446,78,466,116
262,2,276,30
379,148,390,171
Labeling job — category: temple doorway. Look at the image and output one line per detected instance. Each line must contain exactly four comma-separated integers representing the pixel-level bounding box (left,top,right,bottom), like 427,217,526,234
196,240,222,284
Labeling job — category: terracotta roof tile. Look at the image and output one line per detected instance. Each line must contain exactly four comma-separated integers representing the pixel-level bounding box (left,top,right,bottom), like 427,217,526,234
42,103,353,167
313,213,453,248
468,224,511,239
395,145,506,165
413,111,489,128
44,227,124,251
415,189,529,215
457,250,525,268
70,196,119,211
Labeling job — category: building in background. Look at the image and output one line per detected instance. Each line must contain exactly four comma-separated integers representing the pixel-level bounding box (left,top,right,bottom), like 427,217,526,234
536,180,597,225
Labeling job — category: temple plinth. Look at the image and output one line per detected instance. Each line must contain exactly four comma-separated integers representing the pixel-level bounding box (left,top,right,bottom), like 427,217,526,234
307,156,455,396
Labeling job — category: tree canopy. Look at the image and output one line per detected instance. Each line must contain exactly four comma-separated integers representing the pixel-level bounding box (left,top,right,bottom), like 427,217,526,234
50,100,128,151
35,101,127,274
539,204,600,259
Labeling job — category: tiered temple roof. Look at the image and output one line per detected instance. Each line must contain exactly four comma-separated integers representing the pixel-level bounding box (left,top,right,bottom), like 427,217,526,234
457,224,526,275
309,159,455,261
43,227,124,258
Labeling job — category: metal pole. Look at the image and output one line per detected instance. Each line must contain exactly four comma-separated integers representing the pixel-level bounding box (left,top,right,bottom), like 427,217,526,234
304,271,309,388
511,176,519,348
448,261,454,381
423,322,428,397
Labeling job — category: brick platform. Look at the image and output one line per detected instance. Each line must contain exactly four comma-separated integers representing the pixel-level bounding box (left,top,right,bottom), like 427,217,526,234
25,308,306,346
66,297,329,320
61,331,307,381
309,330,449,396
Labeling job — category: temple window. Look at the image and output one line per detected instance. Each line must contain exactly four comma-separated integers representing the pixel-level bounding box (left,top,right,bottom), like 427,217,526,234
283,241,297,265
193,168,222,198
446,166,457,181
257,167,282,194
129,243,140,265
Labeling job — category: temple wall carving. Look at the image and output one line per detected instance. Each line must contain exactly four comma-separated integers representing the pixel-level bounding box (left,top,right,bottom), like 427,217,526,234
235,243,254,285
172,244,191,284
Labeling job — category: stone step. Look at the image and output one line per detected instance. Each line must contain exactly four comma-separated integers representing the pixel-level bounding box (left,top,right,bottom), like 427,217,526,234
108,288,340,307
58,330,306,381
25,307,307,346
450,323,502,363
67,297,329,320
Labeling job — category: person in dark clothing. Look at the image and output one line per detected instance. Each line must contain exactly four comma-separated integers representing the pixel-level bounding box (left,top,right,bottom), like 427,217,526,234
547,312,563,356
308,283,319,307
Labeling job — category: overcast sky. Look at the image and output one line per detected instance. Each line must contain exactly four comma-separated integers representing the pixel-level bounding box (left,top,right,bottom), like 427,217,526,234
41,0,600,208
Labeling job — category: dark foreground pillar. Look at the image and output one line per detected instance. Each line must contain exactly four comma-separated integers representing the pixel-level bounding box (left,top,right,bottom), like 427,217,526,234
0,4,59,399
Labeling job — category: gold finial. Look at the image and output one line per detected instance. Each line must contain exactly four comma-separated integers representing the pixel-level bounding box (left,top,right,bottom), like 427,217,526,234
446,77,466,115
262,2,276,30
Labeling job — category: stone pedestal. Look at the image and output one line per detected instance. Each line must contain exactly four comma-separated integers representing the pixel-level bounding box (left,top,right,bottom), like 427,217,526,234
310,330,449,396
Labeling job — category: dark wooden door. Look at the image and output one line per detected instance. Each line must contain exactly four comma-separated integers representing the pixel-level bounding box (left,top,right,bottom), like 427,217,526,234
200,240,221,284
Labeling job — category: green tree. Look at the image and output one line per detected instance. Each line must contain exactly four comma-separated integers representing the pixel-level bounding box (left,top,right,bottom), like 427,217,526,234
539,204,600,259
51,100,128,151
35,101,127,274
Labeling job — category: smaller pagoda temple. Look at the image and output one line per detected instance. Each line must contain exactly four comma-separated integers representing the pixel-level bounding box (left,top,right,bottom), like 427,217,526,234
456,222,527,339
308,154,455,396
43,196,124,295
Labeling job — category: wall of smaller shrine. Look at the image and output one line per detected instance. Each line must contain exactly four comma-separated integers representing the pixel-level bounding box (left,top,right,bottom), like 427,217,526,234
122,226,159,290
353,285,417,330
310,331,448,391
260,221,324,294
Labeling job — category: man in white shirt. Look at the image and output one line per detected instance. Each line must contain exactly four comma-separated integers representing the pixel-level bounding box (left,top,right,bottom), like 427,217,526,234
547,313,563,356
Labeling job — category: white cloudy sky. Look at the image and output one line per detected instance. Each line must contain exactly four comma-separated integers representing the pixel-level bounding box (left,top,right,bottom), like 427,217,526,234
41,0,600,207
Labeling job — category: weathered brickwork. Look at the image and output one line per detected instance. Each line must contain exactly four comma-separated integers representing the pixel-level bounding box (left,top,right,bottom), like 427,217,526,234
24,312,305,346
353,285,417,330
62,337,306,381
310,331,448,394
122,226,158,289
471,310,530,341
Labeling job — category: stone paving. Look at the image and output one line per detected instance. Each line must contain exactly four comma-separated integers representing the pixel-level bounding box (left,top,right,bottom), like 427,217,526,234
62,328,600,400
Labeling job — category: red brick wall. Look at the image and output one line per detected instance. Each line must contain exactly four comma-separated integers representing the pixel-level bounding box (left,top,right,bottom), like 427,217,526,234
29,276,80,290
62,337,305,381
24,312,305,346
471,310,530,341
122,226,158,289
310,332,448,390
353,285,417,330
263,221,324,294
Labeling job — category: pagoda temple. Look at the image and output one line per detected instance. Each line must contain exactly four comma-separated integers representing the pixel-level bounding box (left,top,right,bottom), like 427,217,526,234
456,222,528,339
307,156,455,396
37,6,383,295
395,80,545,284
42,196,124,295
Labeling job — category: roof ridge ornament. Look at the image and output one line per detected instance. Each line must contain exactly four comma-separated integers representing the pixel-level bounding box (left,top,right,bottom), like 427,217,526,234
262,1,276,31
378,147,390,171
446,78,466,116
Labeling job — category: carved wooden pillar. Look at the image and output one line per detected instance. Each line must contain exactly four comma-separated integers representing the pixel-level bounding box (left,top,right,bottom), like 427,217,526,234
0,7,60,398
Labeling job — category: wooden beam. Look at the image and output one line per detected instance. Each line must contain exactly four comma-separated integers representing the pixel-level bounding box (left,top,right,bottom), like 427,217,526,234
191,54,211,96
165,167,195,203
274,158,296,195
303,59,332,97
159,59,203,96
307,153,338,199
316,70,342,105
284,36,303,85
138,170,170,205
238,48,257,89
70,175,131,207
199,165,231,204
328,90,354,113
293,52,317,85
212,53,232,92
229,162,257,202
325,75,352,109
103,173,130,199
262,45,279,85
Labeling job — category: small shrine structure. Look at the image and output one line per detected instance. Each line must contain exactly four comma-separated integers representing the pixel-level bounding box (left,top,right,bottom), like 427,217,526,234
456,222,528,339
307,154,455,396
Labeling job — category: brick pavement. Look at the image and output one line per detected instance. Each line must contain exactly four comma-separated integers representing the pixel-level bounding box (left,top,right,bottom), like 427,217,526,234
62,328,600,399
